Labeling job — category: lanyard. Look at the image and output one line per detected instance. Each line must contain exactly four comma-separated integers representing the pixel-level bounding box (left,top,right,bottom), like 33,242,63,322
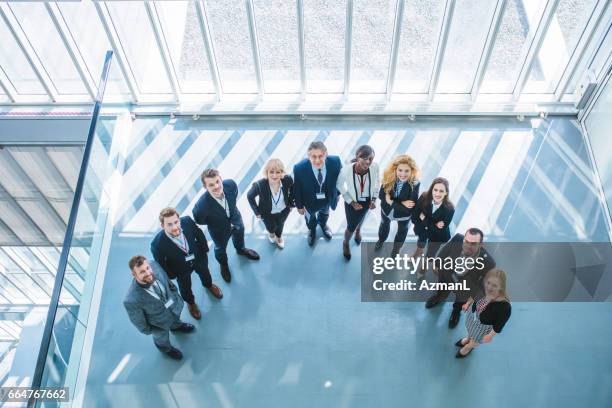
352,164,370,198
271,185,283,207
315,171,324,193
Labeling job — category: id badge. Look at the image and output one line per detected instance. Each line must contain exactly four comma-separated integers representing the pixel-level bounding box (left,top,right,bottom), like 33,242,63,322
358,197,367,202
316,192,326,200
185,253,195,262
164,299,174,308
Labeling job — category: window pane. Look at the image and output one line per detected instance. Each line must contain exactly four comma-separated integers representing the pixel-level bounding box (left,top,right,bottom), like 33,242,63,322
0,18,46,95
106,1,173,94
436,0,498,93
304,0,346,93
205,0,258,94
480,0,547,93
156,1,215,94
9,3,87,95
524,0,598,93
59,2,130,97
253,0,300,93
350,0,396,93
394,0,446,93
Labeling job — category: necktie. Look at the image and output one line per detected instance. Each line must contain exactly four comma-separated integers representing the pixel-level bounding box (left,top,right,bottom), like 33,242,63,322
317,169,323,193
153,280,166,303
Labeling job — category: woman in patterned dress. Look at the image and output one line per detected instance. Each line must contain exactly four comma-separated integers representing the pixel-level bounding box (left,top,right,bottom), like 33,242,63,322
455,268,511,358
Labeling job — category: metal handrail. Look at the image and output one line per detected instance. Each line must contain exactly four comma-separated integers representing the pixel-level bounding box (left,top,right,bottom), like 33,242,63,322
28,51,113,408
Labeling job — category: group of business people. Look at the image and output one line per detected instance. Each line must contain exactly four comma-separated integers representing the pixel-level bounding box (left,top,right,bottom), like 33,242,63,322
123,140,511,360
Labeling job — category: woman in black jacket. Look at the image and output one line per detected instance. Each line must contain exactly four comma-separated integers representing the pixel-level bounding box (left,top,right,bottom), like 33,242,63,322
455,268,512,358
375,154,420,257
247,159,294,249
412,177,455,278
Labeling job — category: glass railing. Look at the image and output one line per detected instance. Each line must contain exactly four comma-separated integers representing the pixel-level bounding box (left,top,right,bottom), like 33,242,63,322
28,51,115,408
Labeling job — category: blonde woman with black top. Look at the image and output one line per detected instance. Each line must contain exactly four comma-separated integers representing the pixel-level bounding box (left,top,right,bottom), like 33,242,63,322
247,159,294,249
336,145,380,260
455,268,512,358
375,155,420,257
412,177,455,278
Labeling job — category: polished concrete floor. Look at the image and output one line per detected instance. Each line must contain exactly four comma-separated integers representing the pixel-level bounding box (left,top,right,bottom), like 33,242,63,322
82,118,612,407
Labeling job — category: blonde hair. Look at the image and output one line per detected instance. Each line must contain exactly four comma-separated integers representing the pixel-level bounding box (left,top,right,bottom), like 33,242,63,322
381,154,420,194
484,268,510,302
263,158,285,178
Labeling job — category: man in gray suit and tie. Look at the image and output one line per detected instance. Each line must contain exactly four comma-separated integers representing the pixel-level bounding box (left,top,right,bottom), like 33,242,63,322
124,255,195,360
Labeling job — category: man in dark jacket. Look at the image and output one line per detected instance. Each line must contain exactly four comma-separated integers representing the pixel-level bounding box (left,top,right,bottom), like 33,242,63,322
193,169,259,283
293,141,342,246
151,207,223,320
425,228,496,329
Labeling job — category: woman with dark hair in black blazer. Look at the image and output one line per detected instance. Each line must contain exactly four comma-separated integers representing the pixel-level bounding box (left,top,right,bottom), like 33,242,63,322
247,158,294,249
412,177,455,278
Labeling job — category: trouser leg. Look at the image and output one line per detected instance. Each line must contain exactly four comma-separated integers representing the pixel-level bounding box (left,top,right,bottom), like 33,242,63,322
305,210,318,231
231,217,245,251
194,263,213,289
378,213,391,242
152,328,172,352
176,272,195,305
394,220,410,243
275,210,289,237
213,237,230,266
316,206,330,227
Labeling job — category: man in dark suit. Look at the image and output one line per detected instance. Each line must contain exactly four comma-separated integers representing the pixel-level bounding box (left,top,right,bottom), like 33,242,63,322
193,168,259,283
151,207,223,321
293,141,342,246
124,255,195,360
425,228,496,328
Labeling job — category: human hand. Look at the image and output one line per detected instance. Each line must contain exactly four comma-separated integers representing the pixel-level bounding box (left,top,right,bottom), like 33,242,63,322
482,333,493,343
369,201,376,209
256,214,262,219
436,221,445,228
298,208,305,215
351,201,363,210
402,200,415,209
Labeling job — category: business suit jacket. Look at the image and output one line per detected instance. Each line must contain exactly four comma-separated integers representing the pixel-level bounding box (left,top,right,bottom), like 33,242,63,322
123,261,184,335
379,180,420,219
293,156,342,212
150,216,209,280
412,194,455,242
437,233,496,297
246,175,295,217
192,179,242,244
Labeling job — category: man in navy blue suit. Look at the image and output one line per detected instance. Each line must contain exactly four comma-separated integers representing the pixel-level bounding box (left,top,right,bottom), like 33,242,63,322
193,169,260,283
151,207,223,320
293,141,342,246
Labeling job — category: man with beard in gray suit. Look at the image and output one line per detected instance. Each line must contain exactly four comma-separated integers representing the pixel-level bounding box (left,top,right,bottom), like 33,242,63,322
123,255,195,360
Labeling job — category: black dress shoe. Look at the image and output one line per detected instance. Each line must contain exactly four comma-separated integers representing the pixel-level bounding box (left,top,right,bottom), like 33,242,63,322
321,225,333,240
308,230,316,247
237,248,260,260
455,348,472,358
448,309,461,329
171,323,195,333
220,264,232,283
165,347,183,360
425,295,441,309
374,240,384,251
455,338,467,347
